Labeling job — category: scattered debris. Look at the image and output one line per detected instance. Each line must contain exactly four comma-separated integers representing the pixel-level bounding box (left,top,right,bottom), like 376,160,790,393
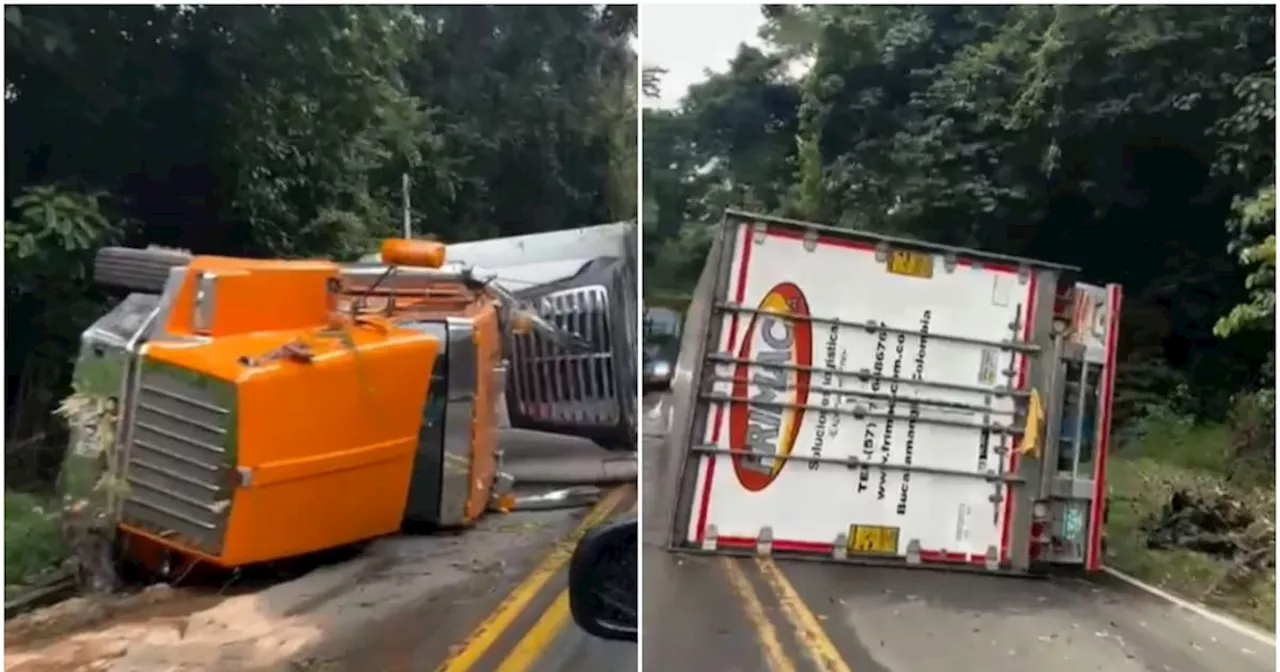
1143,486,1276,599
509,486,601,511
55,391,126,595
5,584,184,649
1144,488,1275,568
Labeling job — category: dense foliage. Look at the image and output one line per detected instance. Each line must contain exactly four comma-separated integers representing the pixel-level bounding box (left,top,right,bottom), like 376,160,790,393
5,5,637,486
644,5,1274,447
643,6,1274,620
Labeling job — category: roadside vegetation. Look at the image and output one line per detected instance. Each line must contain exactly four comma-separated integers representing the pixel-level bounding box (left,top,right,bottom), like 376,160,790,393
4,5,637,591
643,5,1275,627
5,491,65,597
1107,401,1275,629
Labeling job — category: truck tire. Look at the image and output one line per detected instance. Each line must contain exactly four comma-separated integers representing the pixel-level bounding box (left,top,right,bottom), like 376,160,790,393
94,247,192,293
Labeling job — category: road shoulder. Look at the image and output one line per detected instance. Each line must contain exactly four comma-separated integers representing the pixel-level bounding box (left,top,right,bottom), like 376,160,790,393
95,508,585,672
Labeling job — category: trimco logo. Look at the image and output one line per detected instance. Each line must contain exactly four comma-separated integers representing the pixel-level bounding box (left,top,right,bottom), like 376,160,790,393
728,282,813,491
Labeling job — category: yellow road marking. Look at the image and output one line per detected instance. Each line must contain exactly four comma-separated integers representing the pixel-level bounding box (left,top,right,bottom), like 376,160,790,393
755,557,852,672
720,557,798,672
493,491,639,672
435,485,629,672
494,590,572,672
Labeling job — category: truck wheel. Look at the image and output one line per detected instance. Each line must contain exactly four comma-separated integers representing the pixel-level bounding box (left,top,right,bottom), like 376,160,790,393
94,247,192,293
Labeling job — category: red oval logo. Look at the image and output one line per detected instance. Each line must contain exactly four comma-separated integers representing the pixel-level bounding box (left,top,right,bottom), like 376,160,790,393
728,282,813,491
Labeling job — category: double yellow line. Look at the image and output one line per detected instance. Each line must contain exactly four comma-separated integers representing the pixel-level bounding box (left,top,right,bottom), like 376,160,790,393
498,498,638,672
436,485,633,672
438,482,843,672
721,557,852,672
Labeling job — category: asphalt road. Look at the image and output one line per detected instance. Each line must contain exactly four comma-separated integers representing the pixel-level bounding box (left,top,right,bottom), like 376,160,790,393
443,481,638,672
322,429,637,672
642,392,1276,672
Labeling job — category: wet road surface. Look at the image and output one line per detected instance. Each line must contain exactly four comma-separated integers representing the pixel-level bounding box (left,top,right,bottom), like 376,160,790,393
642,392,1276,672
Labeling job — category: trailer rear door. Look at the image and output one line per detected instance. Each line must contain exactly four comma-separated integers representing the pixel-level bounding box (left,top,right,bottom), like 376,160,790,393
668,212,1068,572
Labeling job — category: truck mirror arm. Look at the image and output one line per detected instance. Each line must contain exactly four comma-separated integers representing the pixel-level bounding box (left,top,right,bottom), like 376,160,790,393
469,267,594,353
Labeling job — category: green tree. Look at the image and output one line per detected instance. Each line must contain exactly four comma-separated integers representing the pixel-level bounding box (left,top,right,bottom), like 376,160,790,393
4,5,638,485
645,4,1274,421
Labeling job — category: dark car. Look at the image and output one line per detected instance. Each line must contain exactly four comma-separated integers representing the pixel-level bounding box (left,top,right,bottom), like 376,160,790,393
642,342,673,390
642,307,681,390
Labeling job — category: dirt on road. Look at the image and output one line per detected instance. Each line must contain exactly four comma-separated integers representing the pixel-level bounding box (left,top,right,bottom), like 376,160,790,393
6,508,580,672
6,429,623,672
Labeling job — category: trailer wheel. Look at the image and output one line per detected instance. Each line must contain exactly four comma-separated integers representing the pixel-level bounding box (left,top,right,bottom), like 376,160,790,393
94,247,193,293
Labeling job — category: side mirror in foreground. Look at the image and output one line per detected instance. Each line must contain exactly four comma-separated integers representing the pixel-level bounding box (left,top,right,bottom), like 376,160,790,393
567,516,637,642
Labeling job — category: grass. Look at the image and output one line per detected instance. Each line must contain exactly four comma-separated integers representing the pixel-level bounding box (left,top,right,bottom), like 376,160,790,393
5,489,67,595
1105,414,1276,631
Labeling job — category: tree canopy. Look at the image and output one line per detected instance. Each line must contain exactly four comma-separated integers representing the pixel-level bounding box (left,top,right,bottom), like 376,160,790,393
644,5,1274,436
4,5,637,483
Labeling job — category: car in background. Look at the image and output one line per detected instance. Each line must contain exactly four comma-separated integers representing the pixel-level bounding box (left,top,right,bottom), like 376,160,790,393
643,342,673,391
642,306,681,391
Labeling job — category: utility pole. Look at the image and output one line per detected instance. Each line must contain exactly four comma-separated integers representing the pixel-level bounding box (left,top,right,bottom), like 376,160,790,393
401,172,412,239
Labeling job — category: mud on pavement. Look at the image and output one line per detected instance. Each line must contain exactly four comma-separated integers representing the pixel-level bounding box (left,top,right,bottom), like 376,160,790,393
5,506,589,672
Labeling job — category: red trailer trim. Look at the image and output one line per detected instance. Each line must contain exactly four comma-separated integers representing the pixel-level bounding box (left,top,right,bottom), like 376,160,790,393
693,226,753,543
1085,284,1122,571
693,222,1036,567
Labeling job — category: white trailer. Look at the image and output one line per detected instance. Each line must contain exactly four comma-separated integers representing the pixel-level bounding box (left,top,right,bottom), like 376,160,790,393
664,210,1122,574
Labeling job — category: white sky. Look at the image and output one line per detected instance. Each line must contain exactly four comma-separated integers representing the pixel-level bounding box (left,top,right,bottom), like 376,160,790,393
640,4,766,109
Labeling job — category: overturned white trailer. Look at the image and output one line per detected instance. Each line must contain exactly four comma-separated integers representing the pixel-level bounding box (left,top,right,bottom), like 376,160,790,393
664,210,1121,574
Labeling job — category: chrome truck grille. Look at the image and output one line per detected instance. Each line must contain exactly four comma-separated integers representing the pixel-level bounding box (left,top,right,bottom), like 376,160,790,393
119,362,236,555
508,285,619,425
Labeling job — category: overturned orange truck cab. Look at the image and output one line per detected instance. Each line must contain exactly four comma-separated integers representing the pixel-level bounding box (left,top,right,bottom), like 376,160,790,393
61,239,517,577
